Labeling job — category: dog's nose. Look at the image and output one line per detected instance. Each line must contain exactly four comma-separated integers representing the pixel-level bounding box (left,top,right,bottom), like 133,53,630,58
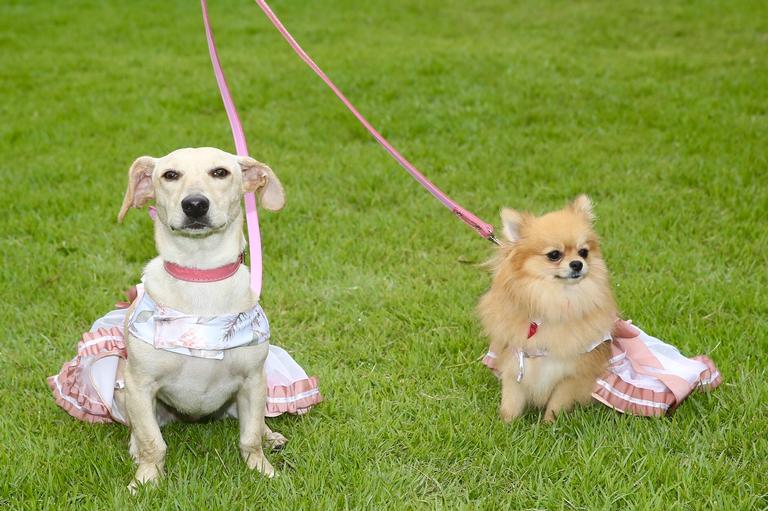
181,195,210,219
569,260,583,272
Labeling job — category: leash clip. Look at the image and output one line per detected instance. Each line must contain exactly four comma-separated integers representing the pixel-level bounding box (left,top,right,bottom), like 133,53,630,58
453,209,499,244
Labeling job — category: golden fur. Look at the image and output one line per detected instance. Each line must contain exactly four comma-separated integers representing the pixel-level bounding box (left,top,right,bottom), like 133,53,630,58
477,195,617,422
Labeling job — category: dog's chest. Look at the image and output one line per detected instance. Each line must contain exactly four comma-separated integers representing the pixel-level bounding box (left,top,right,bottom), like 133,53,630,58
144,342,269,417
128,336,269,418
129,260,268,417
521,356,576,406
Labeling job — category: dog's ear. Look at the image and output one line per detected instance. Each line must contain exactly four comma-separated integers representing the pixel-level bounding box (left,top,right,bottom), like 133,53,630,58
500,208,525,242
569,194,595,223
239,157,285,211
118,156,156,222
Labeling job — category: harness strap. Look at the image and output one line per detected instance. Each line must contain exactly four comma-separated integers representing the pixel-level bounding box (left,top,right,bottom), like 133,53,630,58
200,0,263,296
252,0,498,244
514,322,610,382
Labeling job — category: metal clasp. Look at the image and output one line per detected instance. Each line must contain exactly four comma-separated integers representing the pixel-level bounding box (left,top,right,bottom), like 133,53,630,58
516,350,525,382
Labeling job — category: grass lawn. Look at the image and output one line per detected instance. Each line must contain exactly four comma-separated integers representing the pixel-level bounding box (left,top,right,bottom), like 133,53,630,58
1,0,767,508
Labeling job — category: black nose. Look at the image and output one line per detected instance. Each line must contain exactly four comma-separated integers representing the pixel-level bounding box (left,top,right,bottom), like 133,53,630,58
181,194,209,219
569,260,583,272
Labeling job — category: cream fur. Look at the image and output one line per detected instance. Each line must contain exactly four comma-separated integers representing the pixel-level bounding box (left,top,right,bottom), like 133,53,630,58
115,147,284,490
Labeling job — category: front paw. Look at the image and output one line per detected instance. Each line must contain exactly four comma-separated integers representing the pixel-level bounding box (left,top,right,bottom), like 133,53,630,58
128,463,163,493
500,404,522,423
241,447,276,478
543,409,558,423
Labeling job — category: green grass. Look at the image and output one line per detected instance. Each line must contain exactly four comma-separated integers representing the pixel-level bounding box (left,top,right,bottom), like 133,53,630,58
1,0,767,508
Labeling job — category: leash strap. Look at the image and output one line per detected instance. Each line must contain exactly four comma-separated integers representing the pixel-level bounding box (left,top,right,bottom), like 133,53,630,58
201,0,263,296
252,0,498,244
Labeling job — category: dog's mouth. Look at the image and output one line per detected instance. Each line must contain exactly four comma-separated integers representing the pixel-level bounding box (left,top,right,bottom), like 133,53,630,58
170,221,226,236
184,221,210,230
555,272,585,282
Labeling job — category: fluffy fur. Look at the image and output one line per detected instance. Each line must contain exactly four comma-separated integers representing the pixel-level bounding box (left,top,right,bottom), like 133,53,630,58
477,195,617,422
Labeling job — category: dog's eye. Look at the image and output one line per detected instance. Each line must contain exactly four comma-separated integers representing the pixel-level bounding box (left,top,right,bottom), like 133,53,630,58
162,170,180,181
210,168,230,179
578,248,589,258
546,250,562,261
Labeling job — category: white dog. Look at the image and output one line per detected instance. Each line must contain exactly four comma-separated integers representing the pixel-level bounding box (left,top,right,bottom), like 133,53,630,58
115,147,285,489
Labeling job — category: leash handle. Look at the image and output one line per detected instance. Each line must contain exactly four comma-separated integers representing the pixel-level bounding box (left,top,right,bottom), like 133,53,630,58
252,0,497,244
201,0,263,296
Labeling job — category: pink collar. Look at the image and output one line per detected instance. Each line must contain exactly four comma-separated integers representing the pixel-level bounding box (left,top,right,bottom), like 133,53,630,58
163,254,243,283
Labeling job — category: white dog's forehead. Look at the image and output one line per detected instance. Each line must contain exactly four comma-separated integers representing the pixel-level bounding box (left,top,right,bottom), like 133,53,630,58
157,147,238,173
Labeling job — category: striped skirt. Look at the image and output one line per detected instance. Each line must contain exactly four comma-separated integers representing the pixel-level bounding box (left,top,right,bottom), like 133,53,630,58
48,307,322,424
482,320,721,417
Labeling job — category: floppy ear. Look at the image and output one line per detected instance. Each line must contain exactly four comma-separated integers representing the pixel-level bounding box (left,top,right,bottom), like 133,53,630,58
118,156,156,222
500,208,525,242
239,157,285,211
569,194,595,223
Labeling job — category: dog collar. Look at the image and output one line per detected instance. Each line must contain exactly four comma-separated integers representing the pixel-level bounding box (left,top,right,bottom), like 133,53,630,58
163,254,244,283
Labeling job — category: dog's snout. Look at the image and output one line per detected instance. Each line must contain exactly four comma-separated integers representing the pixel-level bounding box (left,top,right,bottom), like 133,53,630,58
181,194,210,219
569,260,583,272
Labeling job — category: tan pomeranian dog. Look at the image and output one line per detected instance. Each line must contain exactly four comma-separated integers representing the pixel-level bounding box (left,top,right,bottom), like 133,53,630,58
478,195,617,422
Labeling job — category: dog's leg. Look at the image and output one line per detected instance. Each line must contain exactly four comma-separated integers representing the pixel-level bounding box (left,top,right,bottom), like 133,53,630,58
225,403,287,451
237,373,275,477
543,376,593,422
124,374,166,491
499,370,526,422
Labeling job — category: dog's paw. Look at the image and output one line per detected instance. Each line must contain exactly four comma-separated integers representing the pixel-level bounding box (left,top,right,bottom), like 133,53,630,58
242,448,276,478
499,405,522,423
264,430,288,451
127,463,163,494
543,409,558,423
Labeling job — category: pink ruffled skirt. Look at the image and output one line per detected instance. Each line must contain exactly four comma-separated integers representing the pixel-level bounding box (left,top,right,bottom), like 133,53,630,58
482,320,721,417
48,307,322,424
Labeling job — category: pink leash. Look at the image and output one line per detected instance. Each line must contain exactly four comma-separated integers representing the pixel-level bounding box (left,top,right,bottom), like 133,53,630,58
201,0,263,296
201,0,498,297
251,0,498,244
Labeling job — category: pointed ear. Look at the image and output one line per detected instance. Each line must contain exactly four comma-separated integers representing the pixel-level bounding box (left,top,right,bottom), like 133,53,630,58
118,156,156,222
239,157,285,211
500,207,525,242
569,194,595,223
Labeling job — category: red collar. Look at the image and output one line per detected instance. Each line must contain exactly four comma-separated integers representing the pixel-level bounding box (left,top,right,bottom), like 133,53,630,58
163,254,243,283
527,322,539,339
